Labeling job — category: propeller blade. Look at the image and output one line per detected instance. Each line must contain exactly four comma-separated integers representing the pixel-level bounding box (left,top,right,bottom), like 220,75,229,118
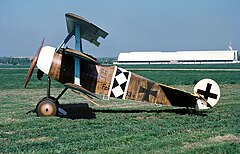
24,38,45,88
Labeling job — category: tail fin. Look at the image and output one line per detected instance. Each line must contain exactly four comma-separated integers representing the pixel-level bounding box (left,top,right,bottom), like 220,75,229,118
194,79,220,110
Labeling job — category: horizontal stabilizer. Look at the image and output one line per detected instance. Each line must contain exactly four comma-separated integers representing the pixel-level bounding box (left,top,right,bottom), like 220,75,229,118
64,48,98,64
65,13,108,47
64,83,99,99
159,84,197,108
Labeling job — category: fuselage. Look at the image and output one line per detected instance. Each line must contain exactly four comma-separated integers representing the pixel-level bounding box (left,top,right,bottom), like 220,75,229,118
36,46,198,108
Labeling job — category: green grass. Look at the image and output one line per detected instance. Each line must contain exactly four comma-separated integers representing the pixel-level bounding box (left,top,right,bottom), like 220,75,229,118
0,65,239,153
0,68,62,89
132,70,240,85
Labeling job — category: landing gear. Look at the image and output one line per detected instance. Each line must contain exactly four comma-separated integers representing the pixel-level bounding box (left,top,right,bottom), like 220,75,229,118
35,77,68,117
36,97,59,116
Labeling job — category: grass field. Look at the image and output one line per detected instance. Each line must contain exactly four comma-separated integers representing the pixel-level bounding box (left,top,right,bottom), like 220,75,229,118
0,65,239,153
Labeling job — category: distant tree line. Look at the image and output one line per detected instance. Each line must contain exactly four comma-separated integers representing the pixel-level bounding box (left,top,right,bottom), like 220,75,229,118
0,57,31,65
0,57,118,65
97,57,117,65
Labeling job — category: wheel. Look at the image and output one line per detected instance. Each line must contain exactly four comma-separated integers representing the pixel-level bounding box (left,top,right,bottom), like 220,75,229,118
36,97,59,116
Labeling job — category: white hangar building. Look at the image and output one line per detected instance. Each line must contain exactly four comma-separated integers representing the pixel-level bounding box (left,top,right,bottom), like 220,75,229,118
114,50,239,64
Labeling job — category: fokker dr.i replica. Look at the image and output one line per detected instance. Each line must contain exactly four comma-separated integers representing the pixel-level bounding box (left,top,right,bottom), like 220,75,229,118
24,13,220,116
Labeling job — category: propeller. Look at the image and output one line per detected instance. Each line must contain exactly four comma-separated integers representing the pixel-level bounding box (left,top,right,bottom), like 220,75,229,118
24,38,45,88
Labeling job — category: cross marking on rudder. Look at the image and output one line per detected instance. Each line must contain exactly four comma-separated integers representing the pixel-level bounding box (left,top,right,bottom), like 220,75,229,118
197,83,218,100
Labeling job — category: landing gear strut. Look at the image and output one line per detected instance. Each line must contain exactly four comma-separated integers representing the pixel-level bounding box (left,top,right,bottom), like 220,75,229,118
35,77,68,116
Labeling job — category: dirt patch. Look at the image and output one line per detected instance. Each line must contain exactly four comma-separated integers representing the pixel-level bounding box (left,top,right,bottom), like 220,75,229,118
183,134,240,150
4,131,16,135
5,118,16,123
0,138,8,141
183,142,204,150
27,136,53,142
209,134,240,143
134,115,157,121
17,136,54,143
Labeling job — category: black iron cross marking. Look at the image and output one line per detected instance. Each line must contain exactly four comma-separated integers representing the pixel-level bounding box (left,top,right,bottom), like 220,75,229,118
197,83,218,100
139,82,158,101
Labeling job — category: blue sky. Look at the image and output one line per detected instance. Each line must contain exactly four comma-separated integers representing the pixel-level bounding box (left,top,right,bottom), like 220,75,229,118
0,0,239,57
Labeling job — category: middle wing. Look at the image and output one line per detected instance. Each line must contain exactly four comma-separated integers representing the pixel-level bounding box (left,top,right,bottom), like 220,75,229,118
64,48,98,64
64,83,99,99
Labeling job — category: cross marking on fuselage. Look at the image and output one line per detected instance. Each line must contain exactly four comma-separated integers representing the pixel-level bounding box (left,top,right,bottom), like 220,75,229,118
139,82,158,101
197,83,218,100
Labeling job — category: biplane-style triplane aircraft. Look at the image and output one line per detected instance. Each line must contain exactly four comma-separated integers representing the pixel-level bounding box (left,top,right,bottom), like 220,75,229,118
24,13,221,116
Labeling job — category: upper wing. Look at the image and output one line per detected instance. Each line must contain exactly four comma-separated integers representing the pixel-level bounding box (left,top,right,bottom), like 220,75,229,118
65,13,108,47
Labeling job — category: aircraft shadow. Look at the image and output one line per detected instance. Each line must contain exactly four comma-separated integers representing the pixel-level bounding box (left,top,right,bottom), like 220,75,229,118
59,103,96,120
93,108,208,116
59,103,208,120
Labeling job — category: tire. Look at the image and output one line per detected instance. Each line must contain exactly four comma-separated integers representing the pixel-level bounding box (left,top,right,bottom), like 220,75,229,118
36,97,59,116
